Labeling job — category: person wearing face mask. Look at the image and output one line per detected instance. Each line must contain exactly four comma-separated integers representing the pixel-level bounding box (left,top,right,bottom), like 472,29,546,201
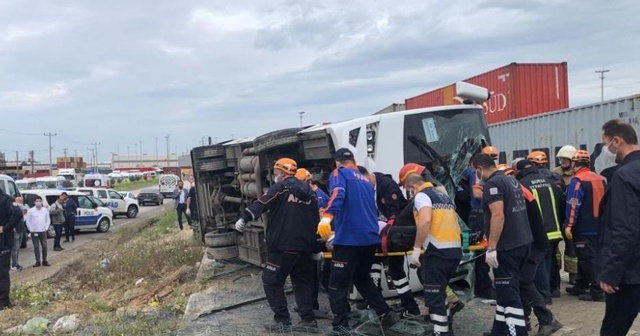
235,158,321,332
172,180,192,230
598,119,640,336
563,150,606,302
553,145,577,186
403,171,462,336
318,148,400,335
471,153,533,336
25,196,51,267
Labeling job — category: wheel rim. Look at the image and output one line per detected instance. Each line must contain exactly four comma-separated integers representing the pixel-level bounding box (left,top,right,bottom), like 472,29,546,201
99,218,109,231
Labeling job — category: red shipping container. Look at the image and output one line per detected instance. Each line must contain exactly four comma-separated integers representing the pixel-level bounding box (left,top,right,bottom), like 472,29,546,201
405,62,569,125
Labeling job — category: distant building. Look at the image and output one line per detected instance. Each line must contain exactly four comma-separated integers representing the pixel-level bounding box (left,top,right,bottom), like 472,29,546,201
373,103,406,115
111,154,181,169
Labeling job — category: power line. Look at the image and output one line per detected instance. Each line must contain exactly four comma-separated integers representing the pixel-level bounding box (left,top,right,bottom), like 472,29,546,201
0,129,42,136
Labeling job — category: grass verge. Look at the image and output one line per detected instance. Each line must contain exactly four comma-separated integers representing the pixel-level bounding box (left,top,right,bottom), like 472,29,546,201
1,210,205,335
113,177,159,191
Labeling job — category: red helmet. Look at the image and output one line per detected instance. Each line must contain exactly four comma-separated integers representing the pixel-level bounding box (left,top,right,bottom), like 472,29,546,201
482,146,499,160
528,151,548,165
274,158,297,175
398,163,425,187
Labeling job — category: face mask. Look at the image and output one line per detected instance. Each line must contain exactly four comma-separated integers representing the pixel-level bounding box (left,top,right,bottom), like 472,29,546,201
604,140,620,164
273,175,281,183
35,201,43,207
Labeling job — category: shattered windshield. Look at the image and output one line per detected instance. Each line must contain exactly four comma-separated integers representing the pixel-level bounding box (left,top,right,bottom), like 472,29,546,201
403,108,490,197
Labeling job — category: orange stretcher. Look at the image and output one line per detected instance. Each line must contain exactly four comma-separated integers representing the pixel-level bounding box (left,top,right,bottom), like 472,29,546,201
322,243,486,259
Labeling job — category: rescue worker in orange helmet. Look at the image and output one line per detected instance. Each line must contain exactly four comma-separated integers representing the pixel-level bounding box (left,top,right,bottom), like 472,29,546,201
235,158,321,332
482,146,499,162
564,150,607,302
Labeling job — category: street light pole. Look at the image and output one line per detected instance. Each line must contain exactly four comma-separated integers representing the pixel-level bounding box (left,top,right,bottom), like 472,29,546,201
596,69,610,102
298,111,305,128
43,132,57,175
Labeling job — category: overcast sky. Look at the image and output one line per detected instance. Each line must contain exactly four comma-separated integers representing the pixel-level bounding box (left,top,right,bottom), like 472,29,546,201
1,0,638,163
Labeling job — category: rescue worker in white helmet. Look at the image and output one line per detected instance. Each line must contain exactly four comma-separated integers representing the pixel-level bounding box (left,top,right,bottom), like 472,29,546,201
553,145,577,186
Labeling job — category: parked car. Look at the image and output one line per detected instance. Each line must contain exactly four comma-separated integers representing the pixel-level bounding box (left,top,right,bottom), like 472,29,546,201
137,188,164,206
88,196,115,218
117,191,136,200
21,189,113,238
76,188,139,219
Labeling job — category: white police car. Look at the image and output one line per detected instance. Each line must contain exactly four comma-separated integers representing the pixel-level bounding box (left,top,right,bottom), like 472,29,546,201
21,190,113,238
76,188,139,219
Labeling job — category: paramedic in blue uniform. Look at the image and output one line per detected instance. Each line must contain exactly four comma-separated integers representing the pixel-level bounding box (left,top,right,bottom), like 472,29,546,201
235,158,320,332
359,165,421,318
472,153,532,336
317,148,399,335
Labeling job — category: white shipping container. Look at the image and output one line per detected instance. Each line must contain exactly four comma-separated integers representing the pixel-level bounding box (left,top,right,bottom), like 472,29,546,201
489,94,640,173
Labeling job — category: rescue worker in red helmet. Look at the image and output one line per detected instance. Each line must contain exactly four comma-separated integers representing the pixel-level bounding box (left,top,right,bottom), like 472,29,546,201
235,158,321,332
564,150,607,302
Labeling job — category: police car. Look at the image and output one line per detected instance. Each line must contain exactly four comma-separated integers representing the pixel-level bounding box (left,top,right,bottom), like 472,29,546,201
76,188,139,219
20,190,113,238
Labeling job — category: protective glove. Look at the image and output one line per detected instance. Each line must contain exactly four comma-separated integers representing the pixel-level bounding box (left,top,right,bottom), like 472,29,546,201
312,252,323,261
410,247,422,268
317,217,333,240
186,209,191,216
235,218,247,232
565,227,573,240
485,249,499,269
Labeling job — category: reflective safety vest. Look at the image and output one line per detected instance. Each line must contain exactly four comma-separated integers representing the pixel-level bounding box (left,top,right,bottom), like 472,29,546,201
413,182,462,251
518,169,563,242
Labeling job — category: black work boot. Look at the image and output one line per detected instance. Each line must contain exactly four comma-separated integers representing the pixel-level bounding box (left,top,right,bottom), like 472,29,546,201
536,319,563,336
565,286,588,296
293,320,320,333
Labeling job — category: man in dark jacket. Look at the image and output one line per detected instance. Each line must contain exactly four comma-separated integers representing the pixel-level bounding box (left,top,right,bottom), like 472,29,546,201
63,192,78,243
0,188,21,310
235,158,320,333
358,167,409,221
598,120,640,335
516,160,564,302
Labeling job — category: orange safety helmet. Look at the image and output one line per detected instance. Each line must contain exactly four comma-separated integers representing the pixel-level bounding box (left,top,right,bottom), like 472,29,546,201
274,158,298,175
295,168,312,182
504,168,515,176
528,151,548,165
571,150,591,163
482,146,499,160
398,163,426,186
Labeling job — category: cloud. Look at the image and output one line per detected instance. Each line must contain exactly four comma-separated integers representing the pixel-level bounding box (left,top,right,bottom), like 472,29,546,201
0,0,638,161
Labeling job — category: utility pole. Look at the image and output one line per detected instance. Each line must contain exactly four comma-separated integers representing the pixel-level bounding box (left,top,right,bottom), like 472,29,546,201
298,111,305,128
139,140,142,163
90,142,100,173
165,134,171,167
87,148,95,172
15,151,19,177
155,137,158,166
43,132,57,175
596,69,610,102
30,150,34,175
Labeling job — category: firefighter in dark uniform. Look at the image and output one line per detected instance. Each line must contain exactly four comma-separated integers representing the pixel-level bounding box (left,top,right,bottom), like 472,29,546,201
235,158,320,332
357,166,420,318
472,153,532,336
317,148,400,335
516,159,564,303
0,188,21,310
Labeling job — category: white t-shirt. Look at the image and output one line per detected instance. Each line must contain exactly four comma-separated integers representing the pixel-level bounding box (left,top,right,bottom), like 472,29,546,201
413,193,432,211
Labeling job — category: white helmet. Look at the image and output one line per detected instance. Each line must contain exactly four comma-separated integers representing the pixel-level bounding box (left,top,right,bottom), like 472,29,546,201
556,145,577,159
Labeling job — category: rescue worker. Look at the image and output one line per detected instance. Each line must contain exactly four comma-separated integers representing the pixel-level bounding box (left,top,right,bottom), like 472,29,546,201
0,188,21,310
553,145,577,186
472,153,532,336
317,148,399,335
398,163,465,315
516,159,564,303
468,150,498,299
358,166,409,221
295,168,331,320
529,150,576,289
403,171,462,336
235,158,320,332
564,150,606,302
598,119,640,335
504,167,563,335
357,165,420,318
